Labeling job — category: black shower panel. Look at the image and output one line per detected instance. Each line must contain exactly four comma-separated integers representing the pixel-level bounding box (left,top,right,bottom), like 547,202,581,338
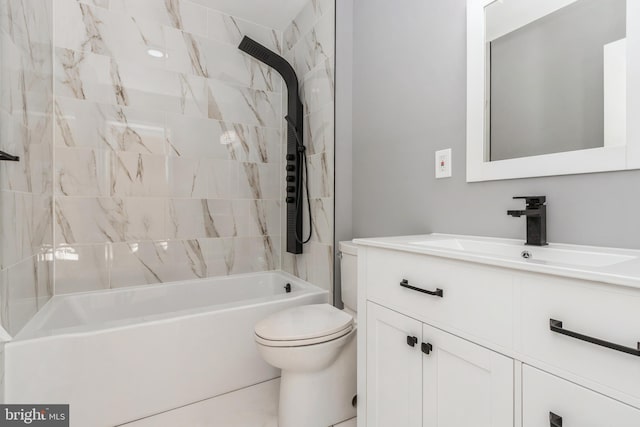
238,36,305,254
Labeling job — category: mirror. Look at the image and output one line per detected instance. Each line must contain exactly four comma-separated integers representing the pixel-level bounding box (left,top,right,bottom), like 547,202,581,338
486,0,626,161
466,0,640,182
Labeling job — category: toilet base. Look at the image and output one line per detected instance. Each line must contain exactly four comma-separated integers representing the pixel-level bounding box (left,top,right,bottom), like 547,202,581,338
278,331,357,427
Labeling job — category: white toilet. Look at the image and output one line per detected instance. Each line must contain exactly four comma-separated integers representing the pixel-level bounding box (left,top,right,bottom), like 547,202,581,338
255,241,358,427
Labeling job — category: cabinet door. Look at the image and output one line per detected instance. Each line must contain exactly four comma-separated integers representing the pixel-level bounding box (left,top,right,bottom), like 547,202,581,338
523,365,640,427
366,302,423,427
422,324,514,427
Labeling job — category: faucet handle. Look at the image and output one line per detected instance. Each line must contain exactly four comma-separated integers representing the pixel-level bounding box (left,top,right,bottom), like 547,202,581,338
513,196,546,207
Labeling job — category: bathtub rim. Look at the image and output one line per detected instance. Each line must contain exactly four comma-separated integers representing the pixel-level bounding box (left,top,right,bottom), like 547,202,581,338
9,270,328,345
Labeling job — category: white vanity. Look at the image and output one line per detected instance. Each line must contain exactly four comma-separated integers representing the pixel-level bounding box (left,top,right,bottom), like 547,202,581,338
355,234,640,426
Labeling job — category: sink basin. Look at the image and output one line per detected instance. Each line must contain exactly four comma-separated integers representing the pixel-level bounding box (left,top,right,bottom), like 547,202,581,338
410,238,635,268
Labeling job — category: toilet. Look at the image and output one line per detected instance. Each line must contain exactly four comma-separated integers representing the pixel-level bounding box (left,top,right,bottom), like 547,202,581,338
255,241,358,427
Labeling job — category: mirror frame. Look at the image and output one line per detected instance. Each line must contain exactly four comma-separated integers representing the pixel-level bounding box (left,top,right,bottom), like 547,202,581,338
466,0,640,182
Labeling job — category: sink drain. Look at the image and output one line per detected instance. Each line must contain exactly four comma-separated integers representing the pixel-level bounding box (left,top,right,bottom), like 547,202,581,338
521,251,532,259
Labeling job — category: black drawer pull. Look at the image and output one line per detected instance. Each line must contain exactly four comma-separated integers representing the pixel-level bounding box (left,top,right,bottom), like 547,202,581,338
400,279,443,298
549,412,562,427
406,336,418,347
421,342,433,355
550,319,640,357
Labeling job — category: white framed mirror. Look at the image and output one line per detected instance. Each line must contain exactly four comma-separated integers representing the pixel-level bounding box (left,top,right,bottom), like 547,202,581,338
467,0,640,182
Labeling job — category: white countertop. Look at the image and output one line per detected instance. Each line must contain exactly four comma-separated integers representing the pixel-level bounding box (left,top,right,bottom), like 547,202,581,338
353,233,640,289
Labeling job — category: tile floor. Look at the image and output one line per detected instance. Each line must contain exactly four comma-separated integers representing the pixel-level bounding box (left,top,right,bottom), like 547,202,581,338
122,378,356,427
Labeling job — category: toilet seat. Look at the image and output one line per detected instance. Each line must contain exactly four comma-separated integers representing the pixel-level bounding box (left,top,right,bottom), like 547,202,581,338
255,304,354,347
255,324,353,347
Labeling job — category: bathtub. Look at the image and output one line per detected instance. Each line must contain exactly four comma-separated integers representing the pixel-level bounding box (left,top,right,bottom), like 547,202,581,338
3,271,328,427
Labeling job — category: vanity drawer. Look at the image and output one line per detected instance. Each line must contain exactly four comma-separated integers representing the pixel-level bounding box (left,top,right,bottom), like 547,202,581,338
364,248,514,349
523,365,640,427
520,273,640,405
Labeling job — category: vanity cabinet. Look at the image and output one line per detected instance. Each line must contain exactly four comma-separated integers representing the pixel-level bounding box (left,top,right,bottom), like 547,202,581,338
366,302,513,427
357,243,640,427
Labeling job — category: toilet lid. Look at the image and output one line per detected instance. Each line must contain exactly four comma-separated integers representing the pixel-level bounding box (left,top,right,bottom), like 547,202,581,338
255,304,354,342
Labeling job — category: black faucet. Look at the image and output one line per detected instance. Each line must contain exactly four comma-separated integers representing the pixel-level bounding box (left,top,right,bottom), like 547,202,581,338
507,196,548,246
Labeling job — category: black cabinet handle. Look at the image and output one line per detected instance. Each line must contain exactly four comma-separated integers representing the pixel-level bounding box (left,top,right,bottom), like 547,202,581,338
421,342,433,355
400,279,443,298
549,412,562,427
406,336,418,347
550,319,640,357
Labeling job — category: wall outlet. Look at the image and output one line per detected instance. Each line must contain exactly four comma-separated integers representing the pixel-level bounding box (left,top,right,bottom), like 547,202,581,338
435,148,452,178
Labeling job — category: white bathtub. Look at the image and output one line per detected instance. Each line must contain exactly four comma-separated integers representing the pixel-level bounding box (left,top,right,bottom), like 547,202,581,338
3,271,328,427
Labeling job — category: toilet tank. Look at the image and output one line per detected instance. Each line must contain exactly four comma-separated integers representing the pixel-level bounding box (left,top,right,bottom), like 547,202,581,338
339,241,358,313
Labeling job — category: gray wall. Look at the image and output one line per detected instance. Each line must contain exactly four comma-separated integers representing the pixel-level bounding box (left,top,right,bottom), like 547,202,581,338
335,0,354,305
351,0,640,250
490,0,626,161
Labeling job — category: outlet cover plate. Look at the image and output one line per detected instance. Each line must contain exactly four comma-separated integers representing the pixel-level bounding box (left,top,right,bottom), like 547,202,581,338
435,148,452,178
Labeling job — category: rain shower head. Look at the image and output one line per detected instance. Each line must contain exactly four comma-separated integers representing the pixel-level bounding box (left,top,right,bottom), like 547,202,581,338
238,36,307,255
238,36,275,64
238,36,302,116
238,36,297,87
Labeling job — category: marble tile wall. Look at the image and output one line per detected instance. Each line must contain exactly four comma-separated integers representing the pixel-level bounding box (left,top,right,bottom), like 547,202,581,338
0,0,54,337
52,0,286,293
282,0,336,295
